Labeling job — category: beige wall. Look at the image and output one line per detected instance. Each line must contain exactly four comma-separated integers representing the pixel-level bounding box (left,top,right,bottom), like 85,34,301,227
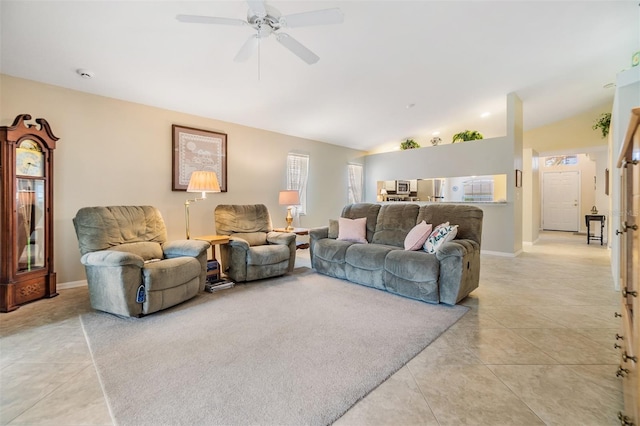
1,74,365,284
523,101,610,242
524,101,612,154
539,154,598,234
522,148,540,244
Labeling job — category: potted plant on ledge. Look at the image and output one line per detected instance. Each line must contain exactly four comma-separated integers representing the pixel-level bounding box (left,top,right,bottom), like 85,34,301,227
452,130,484,143
592,112,611,139
400,138,420,150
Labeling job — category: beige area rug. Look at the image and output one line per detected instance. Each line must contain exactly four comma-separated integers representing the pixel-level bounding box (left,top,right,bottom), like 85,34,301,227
81,268,468,426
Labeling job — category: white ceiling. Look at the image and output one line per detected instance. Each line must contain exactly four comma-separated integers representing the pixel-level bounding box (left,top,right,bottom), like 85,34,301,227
1,1,637,152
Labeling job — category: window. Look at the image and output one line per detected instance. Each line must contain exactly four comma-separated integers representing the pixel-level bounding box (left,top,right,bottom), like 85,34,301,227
286,153,309,215
347,163,363,204
462,177,494,202
545,155,578,167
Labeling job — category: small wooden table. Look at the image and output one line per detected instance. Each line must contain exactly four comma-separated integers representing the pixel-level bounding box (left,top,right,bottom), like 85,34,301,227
273,227,310,250
193,235,230,280
585,215,606,245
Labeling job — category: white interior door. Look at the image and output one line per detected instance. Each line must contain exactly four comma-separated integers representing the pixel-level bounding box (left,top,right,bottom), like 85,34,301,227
543,171,580,231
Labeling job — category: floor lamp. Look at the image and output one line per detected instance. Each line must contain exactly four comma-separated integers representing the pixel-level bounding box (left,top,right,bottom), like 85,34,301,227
185,171,220,239
278,190,300,231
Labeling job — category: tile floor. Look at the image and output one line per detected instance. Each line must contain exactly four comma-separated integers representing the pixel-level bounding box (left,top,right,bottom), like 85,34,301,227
0,231,622,425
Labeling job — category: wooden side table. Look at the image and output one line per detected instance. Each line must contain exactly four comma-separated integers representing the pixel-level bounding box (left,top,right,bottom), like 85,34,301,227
585,215,606,245
273,227,310,249
193,235,230,280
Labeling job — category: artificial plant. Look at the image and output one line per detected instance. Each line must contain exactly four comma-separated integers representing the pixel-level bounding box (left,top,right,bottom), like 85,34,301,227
400,138,420,150
452,130,484,143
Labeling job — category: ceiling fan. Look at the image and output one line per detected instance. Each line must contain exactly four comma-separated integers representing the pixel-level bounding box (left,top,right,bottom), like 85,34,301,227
176,1,344,65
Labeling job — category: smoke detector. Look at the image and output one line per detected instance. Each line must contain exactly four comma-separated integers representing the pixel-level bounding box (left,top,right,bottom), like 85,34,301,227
76,69,94,79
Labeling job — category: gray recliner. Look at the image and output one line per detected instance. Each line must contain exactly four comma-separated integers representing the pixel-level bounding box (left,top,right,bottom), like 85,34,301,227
214,204,296,282
73,205,210,317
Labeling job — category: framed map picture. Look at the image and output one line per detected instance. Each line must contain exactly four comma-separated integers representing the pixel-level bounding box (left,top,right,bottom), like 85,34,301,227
172,125,227,192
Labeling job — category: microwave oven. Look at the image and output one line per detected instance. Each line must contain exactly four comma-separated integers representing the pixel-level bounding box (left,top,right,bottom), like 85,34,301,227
396,180,410,195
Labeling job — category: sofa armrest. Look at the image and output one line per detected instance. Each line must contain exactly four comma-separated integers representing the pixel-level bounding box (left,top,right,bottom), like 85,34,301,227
163,240,210,259
435,239,479,260
80,250,145,268
228,236,250,250
266,231,296,245
436,239,481,305
310,226,329,241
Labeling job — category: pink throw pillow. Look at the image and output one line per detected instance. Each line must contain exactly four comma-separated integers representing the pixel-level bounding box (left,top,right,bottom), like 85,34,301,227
337,217,368,244
404,221,433,250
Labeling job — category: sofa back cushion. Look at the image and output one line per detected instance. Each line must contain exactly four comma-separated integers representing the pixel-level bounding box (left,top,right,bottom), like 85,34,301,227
73,205,168,256
108,241,164,260
371,203,420,247
417,204,483,246
215,204,273,235
232,232,268,247
341,203,381,242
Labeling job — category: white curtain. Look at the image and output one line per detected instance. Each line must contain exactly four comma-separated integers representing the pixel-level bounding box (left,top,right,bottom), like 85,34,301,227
287,153,309,215
348,163,363,204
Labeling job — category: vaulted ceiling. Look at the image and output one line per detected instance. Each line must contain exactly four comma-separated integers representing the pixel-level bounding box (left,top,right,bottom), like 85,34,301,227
1,1,637,152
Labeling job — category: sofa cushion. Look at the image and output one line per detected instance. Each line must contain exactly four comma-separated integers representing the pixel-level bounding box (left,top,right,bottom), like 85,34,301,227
341,203,381,242
404,221,433,250
384,250,440,303
233,232,268,246
417,204,483,245
328,219,339,239
424,224,458,253
371,204,420,247
142,257,202,291
345,244,399,290
109,241,163,261
247,244,290,266
337,217,368,243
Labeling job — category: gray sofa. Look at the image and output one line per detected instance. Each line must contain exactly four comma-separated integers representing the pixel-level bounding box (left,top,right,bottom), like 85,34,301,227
309,203,483,305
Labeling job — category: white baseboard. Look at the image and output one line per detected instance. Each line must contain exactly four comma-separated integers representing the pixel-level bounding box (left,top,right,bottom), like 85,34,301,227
58,280,87,289
481,250,518,257
522,238,540,246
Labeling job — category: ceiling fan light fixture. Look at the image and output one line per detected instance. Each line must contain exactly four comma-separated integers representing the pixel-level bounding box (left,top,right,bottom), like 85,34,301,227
176,0,343,65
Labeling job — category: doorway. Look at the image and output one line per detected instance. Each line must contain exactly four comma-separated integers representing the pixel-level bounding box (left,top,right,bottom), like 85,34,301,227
542,170,580,231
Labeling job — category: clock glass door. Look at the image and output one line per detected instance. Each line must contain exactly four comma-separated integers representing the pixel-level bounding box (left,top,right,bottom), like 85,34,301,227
16,178,45,272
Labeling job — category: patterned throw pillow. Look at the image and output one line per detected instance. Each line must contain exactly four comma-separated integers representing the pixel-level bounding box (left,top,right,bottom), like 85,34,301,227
404,220,433,250
424,223,458,253
337,217,368,244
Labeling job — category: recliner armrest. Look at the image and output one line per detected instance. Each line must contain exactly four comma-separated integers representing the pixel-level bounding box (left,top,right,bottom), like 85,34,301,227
163,240,210,258
266,231,296,245
228,237,250,250
80,250,145,268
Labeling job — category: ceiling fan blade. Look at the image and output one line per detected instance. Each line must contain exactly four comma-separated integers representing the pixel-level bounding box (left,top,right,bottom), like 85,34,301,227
246,0,267,17
234,35,259,62
276,33,319,65
280,8,344,28
176,14,247,26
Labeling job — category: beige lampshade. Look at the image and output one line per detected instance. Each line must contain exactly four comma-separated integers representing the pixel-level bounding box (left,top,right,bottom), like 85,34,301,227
279,190,300,205
187,171,220,193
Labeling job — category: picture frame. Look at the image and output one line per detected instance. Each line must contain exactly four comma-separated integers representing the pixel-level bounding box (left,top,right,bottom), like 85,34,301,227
515,169,522,188
172,125,227,192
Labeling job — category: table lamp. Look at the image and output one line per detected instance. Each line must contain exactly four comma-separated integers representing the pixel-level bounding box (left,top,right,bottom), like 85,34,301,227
185,171,220,239
279,190,300,231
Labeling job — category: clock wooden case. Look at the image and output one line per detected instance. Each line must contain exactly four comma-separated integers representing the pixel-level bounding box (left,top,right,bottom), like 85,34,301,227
1,114,59,312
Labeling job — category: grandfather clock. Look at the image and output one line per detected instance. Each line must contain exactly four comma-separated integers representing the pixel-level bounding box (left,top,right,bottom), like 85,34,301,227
1,114,59,312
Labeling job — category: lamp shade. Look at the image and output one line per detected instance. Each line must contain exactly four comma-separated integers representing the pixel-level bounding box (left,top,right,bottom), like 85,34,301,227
279,190,300,205
187,171,220,193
